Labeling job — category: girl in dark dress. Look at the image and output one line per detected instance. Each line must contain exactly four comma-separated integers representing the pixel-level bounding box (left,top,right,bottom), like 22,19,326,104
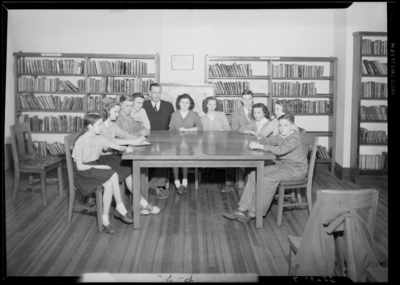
72,114,133,234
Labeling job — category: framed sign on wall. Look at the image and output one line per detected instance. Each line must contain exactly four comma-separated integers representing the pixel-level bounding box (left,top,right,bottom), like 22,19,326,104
171,55,194,70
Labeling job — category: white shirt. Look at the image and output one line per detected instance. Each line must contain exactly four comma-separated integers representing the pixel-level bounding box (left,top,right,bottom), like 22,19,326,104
255,117,268,135
131,108,151,130
243,107,252,117
151,100,160,112
207,113,215,128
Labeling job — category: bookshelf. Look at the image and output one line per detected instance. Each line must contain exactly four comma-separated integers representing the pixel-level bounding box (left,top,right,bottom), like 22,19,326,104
14,52,160,155
350,32,388,184
205,55,337,172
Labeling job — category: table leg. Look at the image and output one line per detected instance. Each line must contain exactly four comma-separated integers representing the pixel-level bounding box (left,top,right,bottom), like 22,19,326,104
141,168,148,201
256,161,264,228
133,161,141,229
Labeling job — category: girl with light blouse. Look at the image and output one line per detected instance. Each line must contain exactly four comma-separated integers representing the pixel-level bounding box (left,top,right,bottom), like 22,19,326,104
238,103,271,136
72,114,133,234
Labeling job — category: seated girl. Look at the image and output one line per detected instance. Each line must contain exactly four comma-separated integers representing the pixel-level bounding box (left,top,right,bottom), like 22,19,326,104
100,102,161,215
72,114,133,234
238,103,271,137
223,113,308,222
169,93,204,195
200,96,231,130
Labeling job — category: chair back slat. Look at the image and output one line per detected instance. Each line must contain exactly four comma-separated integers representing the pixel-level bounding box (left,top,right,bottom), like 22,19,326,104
10,122,34,164
316,189,379,235
64,133,79,194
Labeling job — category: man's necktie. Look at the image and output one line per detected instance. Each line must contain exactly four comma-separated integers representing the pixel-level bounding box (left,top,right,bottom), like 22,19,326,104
247,109,252,121
154,104,158,112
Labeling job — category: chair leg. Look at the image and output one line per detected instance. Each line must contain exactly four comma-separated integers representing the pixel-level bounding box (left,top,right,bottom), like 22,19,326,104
41,172,47,207
306,186,312,215
57,164,63,198
291,189,296,202
96,189,103,232
28,174,34,185
288,246,293,276
199,169,202,184
13,170,20,204
68,189,75,224
277,185,285,227
194,168,198,190
296,188,302,203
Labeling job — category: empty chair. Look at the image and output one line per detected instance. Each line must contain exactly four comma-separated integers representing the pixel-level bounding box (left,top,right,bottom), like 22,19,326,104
10,122,64,206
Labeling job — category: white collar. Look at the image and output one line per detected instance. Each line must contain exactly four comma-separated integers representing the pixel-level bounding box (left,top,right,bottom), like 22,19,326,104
151,100,160,107
256,117,268,126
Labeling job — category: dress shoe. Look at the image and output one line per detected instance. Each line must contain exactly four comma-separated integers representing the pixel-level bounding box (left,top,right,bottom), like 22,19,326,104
177,185,188,195
114,209,133,224
103,223,115,234
223,208,253,223
221,181,237,193
149,187,169,199
140,203,161,215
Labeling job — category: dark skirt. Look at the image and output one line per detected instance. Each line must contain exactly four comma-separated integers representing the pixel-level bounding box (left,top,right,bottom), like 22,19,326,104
98,154,132,183
74,161,116,196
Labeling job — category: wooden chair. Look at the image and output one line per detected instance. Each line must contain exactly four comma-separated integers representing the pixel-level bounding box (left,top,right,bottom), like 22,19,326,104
10,122,64,206
276,132,318,227
64,133,104,232
288,189,380,282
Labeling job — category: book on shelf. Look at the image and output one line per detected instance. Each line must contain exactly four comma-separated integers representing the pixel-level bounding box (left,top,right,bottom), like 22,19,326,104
88,59,148,75
209,63,252,77
361,60,387,75
361,39,387,55
272,64,324,78
210,81,250,95
19,94,84,111
88,77,153,94
360,105,387,121
359,152,387,170
272,82,317,96
316,145,330,159
22,115,83,132
215,99,241,114
17,58,85,74
361,82,387,98
271,99,329,115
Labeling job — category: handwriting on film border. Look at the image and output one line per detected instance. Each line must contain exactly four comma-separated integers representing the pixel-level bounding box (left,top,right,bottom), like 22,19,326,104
161,275,194,283
293,276,336,282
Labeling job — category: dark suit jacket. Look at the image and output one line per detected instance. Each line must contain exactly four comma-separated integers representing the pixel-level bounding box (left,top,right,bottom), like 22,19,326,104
143,100,175,130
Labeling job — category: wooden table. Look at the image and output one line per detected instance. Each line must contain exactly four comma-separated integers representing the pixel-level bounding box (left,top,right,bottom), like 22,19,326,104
122,130,275,229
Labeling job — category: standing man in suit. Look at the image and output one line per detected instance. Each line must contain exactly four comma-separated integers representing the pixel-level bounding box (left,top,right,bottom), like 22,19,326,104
142,83,175,198
224,89,255,193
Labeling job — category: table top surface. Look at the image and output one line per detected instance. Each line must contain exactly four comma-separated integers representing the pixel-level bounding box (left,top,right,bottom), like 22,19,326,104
122,130,276,161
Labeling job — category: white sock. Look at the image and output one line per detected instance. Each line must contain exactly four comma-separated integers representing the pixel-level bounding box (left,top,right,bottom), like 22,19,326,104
182,178,188,187
174,179,181,188
140,196,149,207
116,203,127,216
102,215,110,226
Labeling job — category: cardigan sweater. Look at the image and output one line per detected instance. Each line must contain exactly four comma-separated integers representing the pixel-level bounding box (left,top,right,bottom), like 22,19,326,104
131,108,151,130
200,111,231,130
169,110,204,131
230,106,254,131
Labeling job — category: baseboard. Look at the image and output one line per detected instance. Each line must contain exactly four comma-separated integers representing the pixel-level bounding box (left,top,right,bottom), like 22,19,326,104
334,162,351,181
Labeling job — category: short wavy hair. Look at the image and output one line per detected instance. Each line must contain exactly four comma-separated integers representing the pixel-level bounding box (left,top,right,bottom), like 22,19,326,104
241,89,254,97
251,103,269,120
149,83,161,92
132,93,144,102
102,102,121,120
176,93,195,110
275,99,293,116
202,96,219,113
278,113,295,124
119,94,133,103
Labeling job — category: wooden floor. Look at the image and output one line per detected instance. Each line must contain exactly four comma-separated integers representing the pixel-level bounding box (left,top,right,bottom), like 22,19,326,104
5,167,388,277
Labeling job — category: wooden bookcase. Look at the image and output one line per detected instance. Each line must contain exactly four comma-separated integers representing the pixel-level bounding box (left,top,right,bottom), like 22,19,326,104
205,55,337,172
13,52,160,154
350,32,387,184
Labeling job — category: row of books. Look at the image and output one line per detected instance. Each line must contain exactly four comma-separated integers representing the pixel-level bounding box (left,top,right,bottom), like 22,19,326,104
316,145,330,159
210,81,250,95
272,82,317,96
19,114,84,132
17,58,85,74
32,141,66,156
272,64,324,78
18,77,84,92
271,99,330,114
360,105,387,121
216,99,241,114
87,95,124,111
209,63,253,77
19,94,84,110
361,39,387,55
361,82,388,98
359,153,387,170
87,60,148,75
87,78,154,94
361,60,387,75
359,128,387,144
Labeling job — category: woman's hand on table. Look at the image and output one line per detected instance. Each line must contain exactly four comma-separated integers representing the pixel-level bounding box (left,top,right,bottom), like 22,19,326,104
179,127,188,132
141,129,150,136
119,145,127,152
249,141,264,150
244,130,256,136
